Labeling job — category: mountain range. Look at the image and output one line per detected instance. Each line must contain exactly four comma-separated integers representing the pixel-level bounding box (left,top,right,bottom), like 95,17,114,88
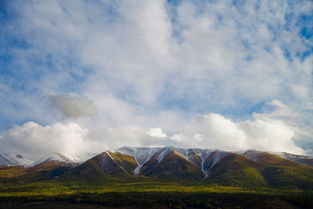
1,146,313,190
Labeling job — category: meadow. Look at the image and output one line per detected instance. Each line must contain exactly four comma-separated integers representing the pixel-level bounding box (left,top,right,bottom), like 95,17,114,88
0,179,313,209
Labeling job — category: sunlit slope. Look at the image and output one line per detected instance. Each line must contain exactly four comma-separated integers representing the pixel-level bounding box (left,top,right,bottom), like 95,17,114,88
62,151,138,183
204,151,313,189
140,148,203,179
204,153,268,187
242,151,313,189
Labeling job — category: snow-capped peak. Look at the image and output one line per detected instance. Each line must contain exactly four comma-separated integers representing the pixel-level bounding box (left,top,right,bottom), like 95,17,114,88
116,146,218,175
112,146,313,176
30,153,79,167
0,153,33,167
117,146,161,175
117,146,161,165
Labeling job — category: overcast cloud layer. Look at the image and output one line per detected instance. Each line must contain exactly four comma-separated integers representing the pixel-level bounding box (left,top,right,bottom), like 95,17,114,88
0,0,312,159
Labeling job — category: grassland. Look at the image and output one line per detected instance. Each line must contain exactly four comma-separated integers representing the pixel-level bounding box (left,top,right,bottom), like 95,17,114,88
0,179,313,209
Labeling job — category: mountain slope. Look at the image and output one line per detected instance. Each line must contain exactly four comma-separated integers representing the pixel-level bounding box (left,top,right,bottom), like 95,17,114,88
117,146,161,175
0,153,79,183
19,161,75,182
239,150,313,168
0,166,27,179
140,147,203,179
204,152,268,187
63,151,138,183
240,150,313,189
241,150,304,166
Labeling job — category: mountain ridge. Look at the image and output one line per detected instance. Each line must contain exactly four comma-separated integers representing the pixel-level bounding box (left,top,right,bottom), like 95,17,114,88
1,146,312,169
114,146,313,172
1,146,313,190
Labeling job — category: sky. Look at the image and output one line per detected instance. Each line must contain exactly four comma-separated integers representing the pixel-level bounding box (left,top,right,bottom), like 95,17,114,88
0,0,312,160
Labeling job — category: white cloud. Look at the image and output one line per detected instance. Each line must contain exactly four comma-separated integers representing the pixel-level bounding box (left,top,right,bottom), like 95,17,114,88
0,110,304,161
147,128,167,138
8,0,310,110
0,122,177,160
239,117,300,153
171,113,304,154
0,122,94,160
195,114,248,150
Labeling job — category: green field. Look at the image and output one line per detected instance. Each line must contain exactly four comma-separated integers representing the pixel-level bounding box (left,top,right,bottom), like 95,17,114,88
0,179,313,209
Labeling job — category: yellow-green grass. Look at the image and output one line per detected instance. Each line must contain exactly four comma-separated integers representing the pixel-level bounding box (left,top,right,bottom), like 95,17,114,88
0,179,306,197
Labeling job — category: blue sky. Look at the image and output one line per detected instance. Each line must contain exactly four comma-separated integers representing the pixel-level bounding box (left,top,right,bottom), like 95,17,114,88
0,0,312,159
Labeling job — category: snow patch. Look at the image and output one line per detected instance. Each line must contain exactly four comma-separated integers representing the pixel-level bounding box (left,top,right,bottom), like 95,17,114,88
117,146,220,176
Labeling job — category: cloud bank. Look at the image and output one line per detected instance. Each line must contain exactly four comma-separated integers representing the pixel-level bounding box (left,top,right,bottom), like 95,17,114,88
0,103,304,160
0,122,90,159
